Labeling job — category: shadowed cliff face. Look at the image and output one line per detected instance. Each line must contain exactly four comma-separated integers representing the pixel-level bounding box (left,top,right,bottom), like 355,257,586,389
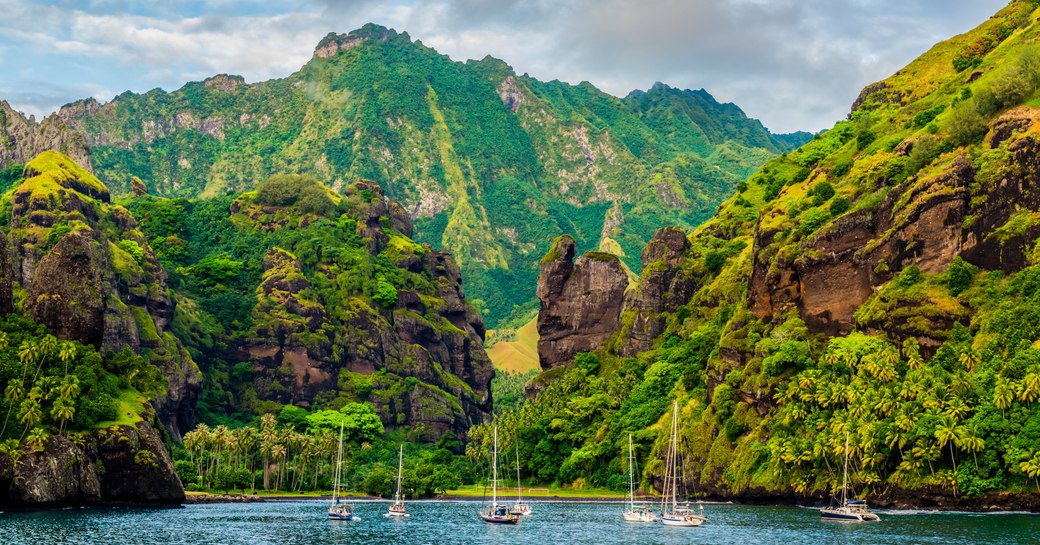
0,420,184,507
536,235,628,369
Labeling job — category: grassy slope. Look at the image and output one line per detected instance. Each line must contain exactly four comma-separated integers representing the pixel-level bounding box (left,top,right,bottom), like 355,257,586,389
487,317,540,374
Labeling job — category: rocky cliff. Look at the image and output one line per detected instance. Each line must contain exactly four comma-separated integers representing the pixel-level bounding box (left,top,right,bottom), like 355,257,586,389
180,177,495,439
0,420,184,507
7,151,200,439
536,235,628,369
0,101,91,173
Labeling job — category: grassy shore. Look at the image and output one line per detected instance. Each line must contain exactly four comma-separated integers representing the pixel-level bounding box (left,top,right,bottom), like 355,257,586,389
438,485,625,499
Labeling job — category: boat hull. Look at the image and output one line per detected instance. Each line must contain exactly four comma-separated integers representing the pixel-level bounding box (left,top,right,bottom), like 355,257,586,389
820,509,881,522
384,512,410,518
660,514,705,527
480,514,520,524
622,510,657,523
328,512,358,521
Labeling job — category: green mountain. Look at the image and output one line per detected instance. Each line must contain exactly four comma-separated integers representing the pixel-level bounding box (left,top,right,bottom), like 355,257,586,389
0,25,807,325
0,148,502,506
503,0,1040,505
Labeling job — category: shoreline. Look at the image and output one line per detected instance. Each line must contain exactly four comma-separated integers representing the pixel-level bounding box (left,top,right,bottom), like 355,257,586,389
177,491,1040,513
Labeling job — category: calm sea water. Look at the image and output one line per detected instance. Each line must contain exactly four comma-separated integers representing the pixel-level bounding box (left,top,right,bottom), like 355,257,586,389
0,500,1036,545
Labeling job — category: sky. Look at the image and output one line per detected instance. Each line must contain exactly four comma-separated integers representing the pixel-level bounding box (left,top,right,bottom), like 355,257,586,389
0,0,1012,133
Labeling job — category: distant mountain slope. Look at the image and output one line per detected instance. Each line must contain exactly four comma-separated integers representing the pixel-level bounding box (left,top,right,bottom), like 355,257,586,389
0,24,807,325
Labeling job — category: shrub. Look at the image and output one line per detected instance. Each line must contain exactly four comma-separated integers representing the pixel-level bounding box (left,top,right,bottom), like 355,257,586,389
831,160,853,178
704,250,726,274
575,352,600,374
800,207,831,235
947,104,987,147
372,277,398,309
943,256,979,295
829,197,850,217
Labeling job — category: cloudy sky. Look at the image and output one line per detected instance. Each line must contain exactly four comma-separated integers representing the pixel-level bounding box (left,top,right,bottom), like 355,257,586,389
0,0,1011,133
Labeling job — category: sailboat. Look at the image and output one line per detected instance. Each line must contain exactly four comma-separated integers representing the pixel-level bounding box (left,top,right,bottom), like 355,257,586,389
509,438,532,516
479,426,520,524
659,401,705,527
820,432,880,522
385,444,410,518
328,420,359,521
622,433,656,523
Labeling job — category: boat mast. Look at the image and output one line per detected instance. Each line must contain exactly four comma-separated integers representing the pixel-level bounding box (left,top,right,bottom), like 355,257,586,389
394,444,404,503
671,400,679,512
842,431,850,507
332,420,344,506
515,437,522,503
492,426,499,507
628,433,635,510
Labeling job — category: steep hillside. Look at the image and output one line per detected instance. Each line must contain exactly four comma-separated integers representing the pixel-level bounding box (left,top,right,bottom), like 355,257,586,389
0,25,808,325
123,174,494,439
495,0,1040,507
0,151,190,506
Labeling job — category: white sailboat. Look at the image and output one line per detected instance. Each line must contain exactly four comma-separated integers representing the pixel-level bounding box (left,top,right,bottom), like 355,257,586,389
820,432,880,522
509,438,532,517
328,420,359,521
479,426,520,524
622,433,656,523
385,444,409,518
659,401,705,527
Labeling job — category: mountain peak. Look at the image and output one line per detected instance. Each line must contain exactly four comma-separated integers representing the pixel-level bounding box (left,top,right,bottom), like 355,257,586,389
313,23,402,58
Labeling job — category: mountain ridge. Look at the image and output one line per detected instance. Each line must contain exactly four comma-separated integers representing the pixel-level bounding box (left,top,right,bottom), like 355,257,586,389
0,23,809,326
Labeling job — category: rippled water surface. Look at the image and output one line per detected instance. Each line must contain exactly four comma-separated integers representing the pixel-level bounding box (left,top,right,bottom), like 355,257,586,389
1,500,1037,544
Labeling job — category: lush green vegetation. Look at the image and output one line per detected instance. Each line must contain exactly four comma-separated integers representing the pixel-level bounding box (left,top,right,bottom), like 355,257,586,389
175,406,482,497
0,315,161,456
481,0,1040,500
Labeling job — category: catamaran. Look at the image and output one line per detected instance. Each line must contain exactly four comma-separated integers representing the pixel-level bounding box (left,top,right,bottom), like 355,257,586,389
622,433,656,523
509,439,532,517
328,420,359,521
659,401,705,527
385,444,409,518
479,426,520,525
820,432,880,522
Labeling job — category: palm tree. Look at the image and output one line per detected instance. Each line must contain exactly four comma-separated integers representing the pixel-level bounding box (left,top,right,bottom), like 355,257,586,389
994,376,1016,417
58,341,76,375
17,390,43,439
1019,450,1040,492
934,417,960,496
1,378,25,437
51,399,75,434
954,427,984,472
1023,370,1040,407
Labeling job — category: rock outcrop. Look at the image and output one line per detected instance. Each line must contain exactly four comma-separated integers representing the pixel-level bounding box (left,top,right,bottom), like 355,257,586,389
749,108,1040,347
0,101,91,173
7,151,200,439
0,420,185,508
536,235,629,369
620,228,696,357
237,181,492,439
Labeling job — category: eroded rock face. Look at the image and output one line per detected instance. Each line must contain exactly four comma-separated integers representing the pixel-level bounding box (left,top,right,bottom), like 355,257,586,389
536,235,628,369
0,101,92,173
245,244,492,439
25,231,106,346
0,420,184,507
9,152,200,440
620,228,695,357
749,112,1040,346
